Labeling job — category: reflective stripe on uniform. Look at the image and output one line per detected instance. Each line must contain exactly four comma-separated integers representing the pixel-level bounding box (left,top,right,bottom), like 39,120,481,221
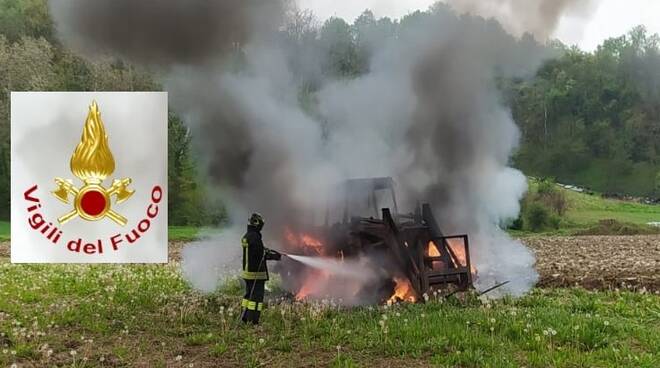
243,301,264,311
242,271,267,280
242,237,248,274
241,235,267,280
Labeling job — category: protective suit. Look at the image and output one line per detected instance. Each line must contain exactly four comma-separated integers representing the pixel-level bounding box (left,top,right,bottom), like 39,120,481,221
240,213,281,324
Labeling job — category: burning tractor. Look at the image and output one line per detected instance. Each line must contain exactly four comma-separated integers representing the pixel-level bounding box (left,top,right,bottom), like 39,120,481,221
280,177,473,304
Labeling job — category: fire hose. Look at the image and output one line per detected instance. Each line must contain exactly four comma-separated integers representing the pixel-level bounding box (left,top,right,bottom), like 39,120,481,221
442,280,511,300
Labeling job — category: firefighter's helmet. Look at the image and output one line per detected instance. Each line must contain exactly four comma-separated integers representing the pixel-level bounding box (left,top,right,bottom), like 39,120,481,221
249,213,265,228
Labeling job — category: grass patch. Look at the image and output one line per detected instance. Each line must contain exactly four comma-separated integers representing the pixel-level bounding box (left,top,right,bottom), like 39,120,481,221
168,225,202,241
0,260,657,367
169,226,223,241
562,189,660,227
513,180,660,236
0,221,8,241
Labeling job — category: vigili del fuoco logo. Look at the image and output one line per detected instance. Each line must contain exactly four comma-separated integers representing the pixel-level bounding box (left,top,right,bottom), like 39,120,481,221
11,92,168,263
52,101,135,226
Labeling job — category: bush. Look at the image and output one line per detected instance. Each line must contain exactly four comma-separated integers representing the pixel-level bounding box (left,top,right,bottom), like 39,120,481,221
536,179,569,216
507,216,524,230
524,202,552,231
512,179,566,232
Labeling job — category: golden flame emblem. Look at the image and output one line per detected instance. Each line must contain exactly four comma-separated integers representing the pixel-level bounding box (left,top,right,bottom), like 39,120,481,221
71,101,116,183
52,101,134,226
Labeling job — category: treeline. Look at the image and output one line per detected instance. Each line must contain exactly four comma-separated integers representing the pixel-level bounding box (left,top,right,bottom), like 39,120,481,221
0,0,225,224
507,26,660,197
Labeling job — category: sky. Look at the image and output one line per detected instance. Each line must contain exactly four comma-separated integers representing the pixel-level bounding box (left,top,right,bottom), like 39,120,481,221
299,0,660,51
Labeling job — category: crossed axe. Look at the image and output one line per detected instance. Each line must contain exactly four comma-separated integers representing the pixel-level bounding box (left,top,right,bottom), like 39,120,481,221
52,178,134,226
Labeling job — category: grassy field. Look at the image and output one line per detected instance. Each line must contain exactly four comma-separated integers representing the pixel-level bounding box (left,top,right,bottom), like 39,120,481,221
510,181,660,237
562,190,660,227
169,226,203,242
1,189,659,365
0,261,657,367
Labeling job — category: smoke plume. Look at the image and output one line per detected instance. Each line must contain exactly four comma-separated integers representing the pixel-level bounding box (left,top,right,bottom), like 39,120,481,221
49,0,594,299
446,0,596,40
181,229,244,293
49,0,284,64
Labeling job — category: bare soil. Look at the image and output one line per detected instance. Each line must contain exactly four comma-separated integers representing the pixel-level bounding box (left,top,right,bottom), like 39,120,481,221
522,235,660,291
2,235,659,290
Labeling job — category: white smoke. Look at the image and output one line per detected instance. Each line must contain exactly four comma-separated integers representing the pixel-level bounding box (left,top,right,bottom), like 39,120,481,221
180,228,244,293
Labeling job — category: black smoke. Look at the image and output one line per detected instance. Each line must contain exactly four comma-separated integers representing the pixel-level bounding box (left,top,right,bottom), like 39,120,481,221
49,0,284,64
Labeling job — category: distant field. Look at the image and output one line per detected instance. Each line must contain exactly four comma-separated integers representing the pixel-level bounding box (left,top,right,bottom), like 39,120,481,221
510,181,660,236
562,189,660,226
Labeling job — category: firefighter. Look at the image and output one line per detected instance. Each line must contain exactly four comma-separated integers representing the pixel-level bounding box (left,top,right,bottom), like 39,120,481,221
240,213,281,325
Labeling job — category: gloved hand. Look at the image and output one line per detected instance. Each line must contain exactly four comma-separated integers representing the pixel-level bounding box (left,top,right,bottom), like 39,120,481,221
265,248,282,261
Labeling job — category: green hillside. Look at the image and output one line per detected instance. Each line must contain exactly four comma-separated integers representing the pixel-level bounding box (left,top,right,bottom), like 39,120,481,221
563,189,660,226
513,179,660,236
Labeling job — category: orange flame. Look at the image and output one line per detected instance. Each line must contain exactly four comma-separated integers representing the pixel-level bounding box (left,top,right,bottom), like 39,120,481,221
70,101,115,183
428,241,441,257
427,241,443,269
446,238,476,273
301,234,323,251
295,269,330,301
285,228,324,255
387,277,417,304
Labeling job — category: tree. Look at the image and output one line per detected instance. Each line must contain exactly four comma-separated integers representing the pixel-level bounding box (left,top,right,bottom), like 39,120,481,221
0,0,52,42
510,26,660,196
88,59,159,91
0,100,8,220
282,7,321,91
319,17,358,78
0,35,57,219
353,10,396,73
168,113,197,225
167,113,224,226
0,36,56,91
